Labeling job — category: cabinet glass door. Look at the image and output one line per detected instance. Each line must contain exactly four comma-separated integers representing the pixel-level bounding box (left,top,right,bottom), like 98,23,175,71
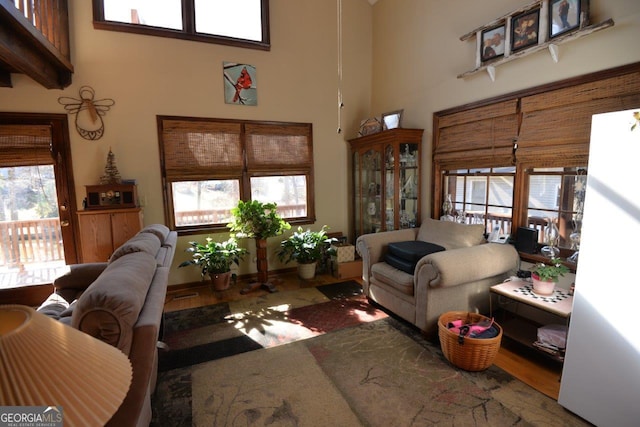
361,149,381,235
384,145,395,231
399,143,419,228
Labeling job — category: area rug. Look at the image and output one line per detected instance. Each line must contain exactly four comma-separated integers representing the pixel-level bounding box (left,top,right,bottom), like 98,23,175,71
152,283,590,426
158,281,387,371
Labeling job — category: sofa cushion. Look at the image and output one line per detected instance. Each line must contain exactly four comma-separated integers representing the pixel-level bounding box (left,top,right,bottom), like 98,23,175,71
72,251,157,355
371,262,414,296
109,232,161,263
139,224,171,244
384,253,416,274
36,293,69,319
416,217,485,249
388,240,445,262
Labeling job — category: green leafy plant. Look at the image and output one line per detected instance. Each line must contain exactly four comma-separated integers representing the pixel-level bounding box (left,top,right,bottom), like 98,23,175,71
530,257,570,282
179,237,247,277
277,225,336,264
227,200,291,240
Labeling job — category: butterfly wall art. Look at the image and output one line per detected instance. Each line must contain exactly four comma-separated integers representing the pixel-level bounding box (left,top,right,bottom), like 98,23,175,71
223,62,257,106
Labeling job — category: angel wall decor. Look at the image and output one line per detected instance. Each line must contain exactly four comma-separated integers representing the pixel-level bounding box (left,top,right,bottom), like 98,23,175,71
58,86,115,140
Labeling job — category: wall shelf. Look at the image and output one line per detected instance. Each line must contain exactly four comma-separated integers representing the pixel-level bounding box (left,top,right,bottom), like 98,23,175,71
458,19,614,81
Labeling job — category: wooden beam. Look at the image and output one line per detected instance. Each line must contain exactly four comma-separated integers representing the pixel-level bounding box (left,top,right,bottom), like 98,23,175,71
0,1,72,89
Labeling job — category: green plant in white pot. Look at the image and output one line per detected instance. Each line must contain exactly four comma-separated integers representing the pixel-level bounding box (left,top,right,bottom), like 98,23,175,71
530,257,569,295
179,237,247,291
277,225,336,280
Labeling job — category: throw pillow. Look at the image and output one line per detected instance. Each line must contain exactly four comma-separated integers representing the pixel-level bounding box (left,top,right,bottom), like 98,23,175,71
387,240,445,262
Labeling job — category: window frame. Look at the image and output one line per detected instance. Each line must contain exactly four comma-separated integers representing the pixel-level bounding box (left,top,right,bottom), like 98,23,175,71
157,116,315,235
442,167,516,234
91,0,271,51
433,63,640,267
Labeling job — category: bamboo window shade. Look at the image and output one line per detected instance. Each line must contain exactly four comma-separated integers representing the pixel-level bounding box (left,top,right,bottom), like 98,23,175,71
161,119,243,180
159,118,313,180
516,71,640,167
434,67,640,170
434,99,518,169
0,125,54,167
245,123,312,172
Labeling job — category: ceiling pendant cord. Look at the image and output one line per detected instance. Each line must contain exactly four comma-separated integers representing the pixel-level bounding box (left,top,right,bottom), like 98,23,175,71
337,0,344,134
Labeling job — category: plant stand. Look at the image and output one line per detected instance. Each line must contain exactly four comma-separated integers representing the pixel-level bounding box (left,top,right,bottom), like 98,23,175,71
240,238,278,294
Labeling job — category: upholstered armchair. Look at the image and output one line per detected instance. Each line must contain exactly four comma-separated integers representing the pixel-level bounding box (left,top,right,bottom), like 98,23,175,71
356,218,519,336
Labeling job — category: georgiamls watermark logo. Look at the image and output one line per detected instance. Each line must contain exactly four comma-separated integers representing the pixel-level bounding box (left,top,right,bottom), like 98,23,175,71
0,406,63,427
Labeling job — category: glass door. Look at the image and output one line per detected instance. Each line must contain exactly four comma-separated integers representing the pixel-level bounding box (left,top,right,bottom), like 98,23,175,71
361,148,381,235
384,145,395,231
399,143,419,228
0,115,78,304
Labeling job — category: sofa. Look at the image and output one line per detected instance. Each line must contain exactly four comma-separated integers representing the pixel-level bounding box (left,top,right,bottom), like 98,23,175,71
356,218,519,336
36,224,177,427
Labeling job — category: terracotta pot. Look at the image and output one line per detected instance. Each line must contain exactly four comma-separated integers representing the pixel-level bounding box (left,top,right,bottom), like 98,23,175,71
210,271,231,291
297,262,317,280
531,273,555,295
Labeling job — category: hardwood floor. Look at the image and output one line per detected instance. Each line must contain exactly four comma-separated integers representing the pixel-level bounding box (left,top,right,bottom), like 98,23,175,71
164,271,562,400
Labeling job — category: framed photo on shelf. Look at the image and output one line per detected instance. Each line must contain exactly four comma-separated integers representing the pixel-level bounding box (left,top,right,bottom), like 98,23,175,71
480,24,506,62
549,0,582,39
358,117,382,137
382,109,403,130
511,8,540,52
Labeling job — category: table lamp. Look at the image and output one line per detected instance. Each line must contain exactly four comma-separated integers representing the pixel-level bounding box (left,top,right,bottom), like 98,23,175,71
0,305,132,427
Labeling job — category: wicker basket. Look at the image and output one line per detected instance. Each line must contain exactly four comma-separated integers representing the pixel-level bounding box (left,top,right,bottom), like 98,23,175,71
438,311,502,372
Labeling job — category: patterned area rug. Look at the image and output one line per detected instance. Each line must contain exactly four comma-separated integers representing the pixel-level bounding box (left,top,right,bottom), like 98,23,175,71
152,282,590,426
158,281,385,371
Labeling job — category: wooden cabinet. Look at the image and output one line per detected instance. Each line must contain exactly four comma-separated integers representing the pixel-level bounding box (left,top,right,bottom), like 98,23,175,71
77,208,143,262
349,128,423,240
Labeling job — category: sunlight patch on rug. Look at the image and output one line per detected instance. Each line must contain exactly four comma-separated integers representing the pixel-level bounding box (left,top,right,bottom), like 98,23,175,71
228,287,330,314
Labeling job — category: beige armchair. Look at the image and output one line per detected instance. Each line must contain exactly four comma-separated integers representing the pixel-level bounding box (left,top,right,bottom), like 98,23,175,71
356,218,519,336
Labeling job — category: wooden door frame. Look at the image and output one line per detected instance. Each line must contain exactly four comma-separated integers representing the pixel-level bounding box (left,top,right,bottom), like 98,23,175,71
0,112,80,265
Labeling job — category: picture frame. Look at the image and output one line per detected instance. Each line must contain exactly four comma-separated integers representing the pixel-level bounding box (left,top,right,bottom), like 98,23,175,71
480,24,506,62
511,8,540,52
549,0,582,39
358,117,382,137
223,62,257,106
381,109,404,130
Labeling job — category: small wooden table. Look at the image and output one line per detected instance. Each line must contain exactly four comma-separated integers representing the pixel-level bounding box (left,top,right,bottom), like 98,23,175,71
490,279,573,362
490,279,573,318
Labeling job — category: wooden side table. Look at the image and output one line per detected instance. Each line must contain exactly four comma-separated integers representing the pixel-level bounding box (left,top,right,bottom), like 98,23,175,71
490,279,573,362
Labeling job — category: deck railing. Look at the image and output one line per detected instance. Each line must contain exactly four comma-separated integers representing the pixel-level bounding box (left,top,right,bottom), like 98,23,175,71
0,219,64,267
175,204,307,226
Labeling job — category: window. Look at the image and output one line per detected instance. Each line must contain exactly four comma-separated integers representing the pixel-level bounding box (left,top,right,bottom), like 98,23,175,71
92,0,270,50
443,167,515,234
526,167,587,248
157,116,314,233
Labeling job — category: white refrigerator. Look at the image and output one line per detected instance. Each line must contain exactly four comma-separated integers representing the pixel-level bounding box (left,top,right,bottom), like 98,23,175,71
558,108,640,426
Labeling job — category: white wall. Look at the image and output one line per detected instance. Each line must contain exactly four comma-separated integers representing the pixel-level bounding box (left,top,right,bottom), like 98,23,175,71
370,0,640,218
0,0,373,286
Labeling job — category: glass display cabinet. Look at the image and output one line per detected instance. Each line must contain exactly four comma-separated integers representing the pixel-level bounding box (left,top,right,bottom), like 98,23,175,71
349,128,423,240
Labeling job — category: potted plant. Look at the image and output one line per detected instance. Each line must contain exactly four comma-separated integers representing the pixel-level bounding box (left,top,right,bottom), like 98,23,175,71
277,225,335,280
227,200,291,293
179,237,247,291
529,257,570,295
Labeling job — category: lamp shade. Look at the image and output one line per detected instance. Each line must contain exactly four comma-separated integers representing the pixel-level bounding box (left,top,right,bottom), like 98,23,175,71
0,305,132,427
